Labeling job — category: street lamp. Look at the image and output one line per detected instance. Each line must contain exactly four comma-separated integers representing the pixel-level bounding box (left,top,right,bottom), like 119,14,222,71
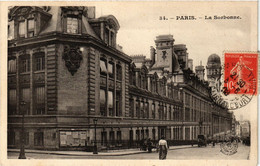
93,118,98,154
19,101,26,159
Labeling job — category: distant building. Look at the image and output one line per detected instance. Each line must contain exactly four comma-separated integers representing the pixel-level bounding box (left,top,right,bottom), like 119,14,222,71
240,121,250,138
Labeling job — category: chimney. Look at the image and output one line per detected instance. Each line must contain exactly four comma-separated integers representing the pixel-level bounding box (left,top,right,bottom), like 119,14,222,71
195,61,205,81
85,6,96,19
150,46,156,66
188,59,193,71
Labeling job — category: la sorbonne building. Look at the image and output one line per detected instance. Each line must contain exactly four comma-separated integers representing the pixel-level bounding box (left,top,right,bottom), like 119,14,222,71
8,6,233,150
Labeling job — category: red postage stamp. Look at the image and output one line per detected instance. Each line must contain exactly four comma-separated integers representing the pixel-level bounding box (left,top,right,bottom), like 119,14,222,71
223,52,258,96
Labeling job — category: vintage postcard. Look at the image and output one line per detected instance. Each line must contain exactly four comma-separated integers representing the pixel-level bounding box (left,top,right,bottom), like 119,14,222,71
0,1,258,166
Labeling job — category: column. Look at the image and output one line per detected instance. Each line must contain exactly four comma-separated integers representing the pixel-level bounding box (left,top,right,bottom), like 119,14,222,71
182,126,185,140
132,128,136,141
16,52,20,114
29,50,33,115
113,59,116,116
171,126,173,140
155,127,158,140
190,126,192,140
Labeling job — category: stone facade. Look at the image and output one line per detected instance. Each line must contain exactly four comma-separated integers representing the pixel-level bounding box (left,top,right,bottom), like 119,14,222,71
8,6,233,151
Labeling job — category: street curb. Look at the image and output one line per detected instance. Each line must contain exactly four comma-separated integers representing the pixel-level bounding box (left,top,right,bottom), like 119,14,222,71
8,146,194,157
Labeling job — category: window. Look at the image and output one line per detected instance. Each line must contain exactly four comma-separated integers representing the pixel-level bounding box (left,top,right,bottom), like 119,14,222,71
133,72,136,86
116,131,121,142
18,21,25,37
136,100,140,118
100,59,107,74
67,17,78,34
101,131,107,146
21,88,30,114
105,28,109,44
141,129,144,140
35,87,45,115
116,65,122,80
34,132,44,146
20,57,30,73
8,131,15,145
109,131,115,145
145,129,149,139
152,129,156,140
8,59,16,73
35,56,45,71
138,74,142,88
108,62,114,78
164,106,167,120
142,76,146,89
152,103,155,119
24,132,29,145
116,91,121,116
158,104,161,119
150,77,153,92
145,102,149,118
27,19,35,37
111,32,115,47
8,89,17,115
129,98,134,118
140,101,144,118
100,89,106,116
136,130,140,141
108,91,114,116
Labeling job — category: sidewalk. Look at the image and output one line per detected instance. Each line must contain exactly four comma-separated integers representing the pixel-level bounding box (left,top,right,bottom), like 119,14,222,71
8,145,194,157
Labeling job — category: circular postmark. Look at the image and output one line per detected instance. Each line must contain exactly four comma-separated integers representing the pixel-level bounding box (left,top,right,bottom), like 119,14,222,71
210,52,257,110
220,140,238,155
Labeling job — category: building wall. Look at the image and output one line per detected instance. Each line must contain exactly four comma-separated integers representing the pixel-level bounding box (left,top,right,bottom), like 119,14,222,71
8,6,233,150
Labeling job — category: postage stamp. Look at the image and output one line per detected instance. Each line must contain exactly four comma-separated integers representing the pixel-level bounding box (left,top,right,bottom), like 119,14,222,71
210,52,258,110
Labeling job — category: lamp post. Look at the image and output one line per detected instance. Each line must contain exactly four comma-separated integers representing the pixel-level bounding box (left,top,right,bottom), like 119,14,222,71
19,101,26,159
93,118,98,154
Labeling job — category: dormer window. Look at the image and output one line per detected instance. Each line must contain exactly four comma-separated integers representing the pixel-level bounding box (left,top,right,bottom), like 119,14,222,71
89,15,120,48
61,7,85,34
67,17,78,34
9,6,52,39
18,21,25,38
27,19,35,37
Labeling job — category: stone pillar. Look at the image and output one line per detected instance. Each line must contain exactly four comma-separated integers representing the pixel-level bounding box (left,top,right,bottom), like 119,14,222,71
155,127,158,140
132,128,136,141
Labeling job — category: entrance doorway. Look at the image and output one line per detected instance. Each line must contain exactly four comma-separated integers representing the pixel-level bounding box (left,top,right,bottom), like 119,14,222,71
158,126,166,139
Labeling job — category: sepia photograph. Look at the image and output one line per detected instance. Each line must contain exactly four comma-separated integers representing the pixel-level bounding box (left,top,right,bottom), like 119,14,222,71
1,1,258,166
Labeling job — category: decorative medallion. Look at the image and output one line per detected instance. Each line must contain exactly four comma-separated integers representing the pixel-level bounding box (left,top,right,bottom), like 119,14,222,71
162,50,167,60
63,45,83,76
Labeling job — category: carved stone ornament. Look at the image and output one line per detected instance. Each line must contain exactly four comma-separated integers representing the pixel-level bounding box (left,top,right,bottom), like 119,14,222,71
63,45,83,76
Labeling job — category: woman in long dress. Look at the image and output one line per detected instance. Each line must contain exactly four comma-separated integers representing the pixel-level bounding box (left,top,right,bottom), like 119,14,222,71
158,136,168,160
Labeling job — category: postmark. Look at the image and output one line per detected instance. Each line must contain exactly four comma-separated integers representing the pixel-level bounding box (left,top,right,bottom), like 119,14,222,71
210,52,258,110
220,140,238,155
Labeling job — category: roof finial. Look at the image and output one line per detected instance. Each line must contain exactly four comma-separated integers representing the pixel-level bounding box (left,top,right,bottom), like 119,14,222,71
200,60,202,66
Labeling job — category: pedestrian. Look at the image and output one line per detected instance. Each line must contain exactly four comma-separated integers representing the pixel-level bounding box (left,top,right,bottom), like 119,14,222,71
158,136,168,160
147,138,152,153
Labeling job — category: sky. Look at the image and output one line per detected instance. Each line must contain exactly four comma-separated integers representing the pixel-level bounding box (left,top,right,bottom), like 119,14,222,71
92,2,257,121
